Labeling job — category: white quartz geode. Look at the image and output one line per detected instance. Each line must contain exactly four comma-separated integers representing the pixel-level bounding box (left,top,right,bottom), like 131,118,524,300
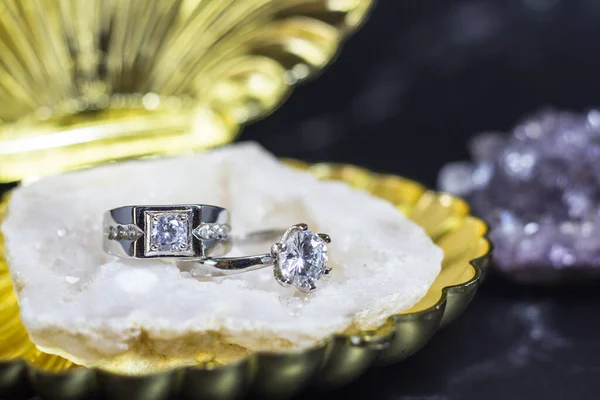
1,142,442,371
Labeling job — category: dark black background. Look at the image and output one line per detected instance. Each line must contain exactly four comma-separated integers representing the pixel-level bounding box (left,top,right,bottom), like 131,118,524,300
244,1,600,399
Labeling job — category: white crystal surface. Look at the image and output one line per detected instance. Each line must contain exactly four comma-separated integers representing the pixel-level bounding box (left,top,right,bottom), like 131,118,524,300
1,142,442,369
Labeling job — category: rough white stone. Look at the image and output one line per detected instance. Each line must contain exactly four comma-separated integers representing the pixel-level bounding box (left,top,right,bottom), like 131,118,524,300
1,142,442,369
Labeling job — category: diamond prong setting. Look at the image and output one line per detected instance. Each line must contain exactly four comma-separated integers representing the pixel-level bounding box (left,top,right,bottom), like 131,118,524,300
294,223,308,231
144,209,194,257
317,233,331,243
273,223,330,292
271,242,286,257
107,224,143,241
300,280,318,293
273,267,292,287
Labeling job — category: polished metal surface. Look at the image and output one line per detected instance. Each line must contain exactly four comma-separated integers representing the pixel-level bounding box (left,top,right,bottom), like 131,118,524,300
184,223,332,293
187,254,276,275
103,204,231,259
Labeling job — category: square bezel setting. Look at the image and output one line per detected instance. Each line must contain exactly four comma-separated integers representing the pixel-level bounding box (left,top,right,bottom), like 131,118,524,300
144,209,194,257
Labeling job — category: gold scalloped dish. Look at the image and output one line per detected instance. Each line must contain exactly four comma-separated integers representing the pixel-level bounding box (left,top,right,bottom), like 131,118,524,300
0,161,491,400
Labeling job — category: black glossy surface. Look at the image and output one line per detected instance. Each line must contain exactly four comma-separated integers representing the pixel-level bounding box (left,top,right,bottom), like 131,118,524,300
300,277,600,400
3,0,600,399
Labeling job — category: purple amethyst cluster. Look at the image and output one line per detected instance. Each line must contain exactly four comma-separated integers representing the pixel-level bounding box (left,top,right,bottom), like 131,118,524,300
438,109,600,283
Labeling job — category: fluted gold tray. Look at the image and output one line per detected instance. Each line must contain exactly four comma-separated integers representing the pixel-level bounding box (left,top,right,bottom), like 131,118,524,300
0,162,491,400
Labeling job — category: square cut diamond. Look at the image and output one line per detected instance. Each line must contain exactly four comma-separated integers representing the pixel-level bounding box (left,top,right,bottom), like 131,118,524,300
144,209,193,257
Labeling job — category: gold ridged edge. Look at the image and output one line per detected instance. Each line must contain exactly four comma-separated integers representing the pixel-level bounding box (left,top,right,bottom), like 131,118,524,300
0,162,492,400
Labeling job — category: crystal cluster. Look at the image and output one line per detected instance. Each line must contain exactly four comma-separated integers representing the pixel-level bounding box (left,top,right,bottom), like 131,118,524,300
438,109,600,283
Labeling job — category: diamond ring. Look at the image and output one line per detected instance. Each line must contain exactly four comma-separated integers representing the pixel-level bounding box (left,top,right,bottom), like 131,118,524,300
179,223,332,292
103,205,231,259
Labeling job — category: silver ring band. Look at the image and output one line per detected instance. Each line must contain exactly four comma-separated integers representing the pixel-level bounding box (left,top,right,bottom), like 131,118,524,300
103,204,231,259
179,223,332,292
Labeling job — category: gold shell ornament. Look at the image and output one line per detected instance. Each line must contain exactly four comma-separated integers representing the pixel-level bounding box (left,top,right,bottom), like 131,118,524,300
0,163,491,400
0,0,372,183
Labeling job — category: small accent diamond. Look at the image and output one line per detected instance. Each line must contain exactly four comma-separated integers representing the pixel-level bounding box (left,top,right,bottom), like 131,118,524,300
195,224,213,240
108,224,143,241
213,225,229,240
193,224,230,240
